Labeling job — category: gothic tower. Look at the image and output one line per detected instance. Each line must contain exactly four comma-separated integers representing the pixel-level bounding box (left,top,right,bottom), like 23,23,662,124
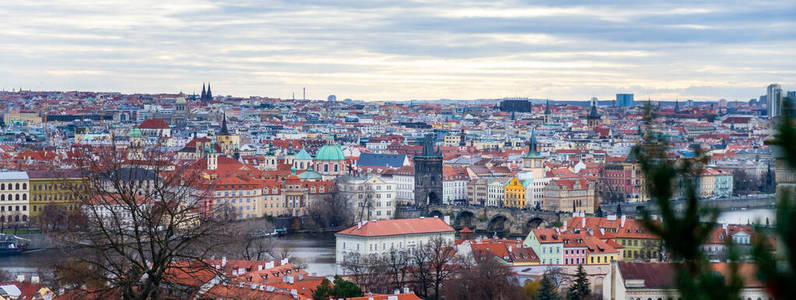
413,133,443,207
544,100,552,123
587,98,601,129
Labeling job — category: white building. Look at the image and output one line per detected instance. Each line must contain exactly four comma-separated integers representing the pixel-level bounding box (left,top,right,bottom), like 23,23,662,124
0,171,30,224
337,176,397,221
487,180,506,207
335,217,456,273
383,167,414,206
602,261,769,300
443,170,468,205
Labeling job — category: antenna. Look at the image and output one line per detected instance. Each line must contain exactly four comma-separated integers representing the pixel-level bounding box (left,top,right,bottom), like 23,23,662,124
303,87,306,101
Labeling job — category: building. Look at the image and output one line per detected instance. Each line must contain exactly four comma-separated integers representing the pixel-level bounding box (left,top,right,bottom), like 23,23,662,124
442,167,468,205
601,159,647,202
466,178,488,206
335,217,455,273
413,134,443,206
0,171,30,224
487,179,506,207
27,169,86,224
616,93,634,107
503,177,527,209
603,262,769,300
138,119,171,138
337,175,397,221
384,166,414,206
767,83,783,118
542,178,595,213
2,110,41,126
216,113,240,156
523,228,563,265
586,97,601,129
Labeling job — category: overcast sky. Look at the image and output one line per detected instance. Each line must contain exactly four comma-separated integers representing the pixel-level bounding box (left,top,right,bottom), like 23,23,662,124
1,0,794,101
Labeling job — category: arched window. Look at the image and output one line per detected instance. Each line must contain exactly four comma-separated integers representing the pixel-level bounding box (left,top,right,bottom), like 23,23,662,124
0,195,4,201
15,194,19,200
15,183,19,190
22,194,26,200
22,183,26,190
0,183,4,190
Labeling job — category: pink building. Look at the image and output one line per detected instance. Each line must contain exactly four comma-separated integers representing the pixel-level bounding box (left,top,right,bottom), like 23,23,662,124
561,233,588,265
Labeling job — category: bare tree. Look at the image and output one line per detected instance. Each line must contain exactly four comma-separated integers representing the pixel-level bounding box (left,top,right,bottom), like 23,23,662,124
56,144,235,300
443,256,524,300
407,236,458,300
306,189,353,231
382,248,411,292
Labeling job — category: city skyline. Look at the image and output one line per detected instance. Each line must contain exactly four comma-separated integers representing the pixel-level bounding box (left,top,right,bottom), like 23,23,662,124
1,0,794,101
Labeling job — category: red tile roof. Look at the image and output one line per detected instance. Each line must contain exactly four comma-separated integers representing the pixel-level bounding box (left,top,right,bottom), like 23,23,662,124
337,217,454,237
138,119,170,129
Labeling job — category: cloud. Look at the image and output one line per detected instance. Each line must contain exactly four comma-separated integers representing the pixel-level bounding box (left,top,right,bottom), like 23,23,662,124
0,0,793,100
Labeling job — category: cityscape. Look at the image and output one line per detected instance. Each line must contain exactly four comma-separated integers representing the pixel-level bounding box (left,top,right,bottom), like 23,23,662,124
1,1,795,300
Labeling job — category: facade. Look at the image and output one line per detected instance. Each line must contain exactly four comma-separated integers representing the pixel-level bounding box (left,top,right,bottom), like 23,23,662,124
767,83,783,118
603,262,769,300
27,169,86,224
601,160,647,202
337,176,397,221
335,217,455,273
413,134,443,206
616,93,634,107
384,167,414,206
0,171,30,224
466,178,488,206
524,228,563,265
442,168,468,205
487,179,506,207
503,177,526,209
542,178,595,213
216,114,240,156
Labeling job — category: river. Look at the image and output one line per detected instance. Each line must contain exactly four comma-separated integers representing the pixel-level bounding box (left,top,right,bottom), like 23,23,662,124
0,208,776,278
0,232,338,277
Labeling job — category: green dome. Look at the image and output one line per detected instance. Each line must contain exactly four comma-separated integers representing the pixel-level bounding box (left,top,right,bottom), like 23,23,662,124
295,148,313,160
315,144,345,161
175,97,186,104
129,128,142,138
298,167,323,180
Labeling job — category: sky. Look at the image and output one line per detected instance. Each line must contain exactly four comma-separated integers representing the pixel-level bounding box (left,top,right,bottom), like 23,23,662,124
0,0,794,101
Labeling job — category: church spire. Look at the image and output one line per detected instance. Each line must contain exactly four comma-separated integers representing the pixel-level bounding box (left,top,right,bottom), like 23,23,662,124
220,111,229,135
529,129,537,155
206,83,212,100
201,83,206,100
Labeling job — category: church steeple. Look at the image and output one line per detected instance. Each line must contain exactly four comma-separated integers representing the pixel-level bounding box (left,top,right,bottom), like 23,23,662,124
201,83,206,100
219,112,229,135
206,83,212,100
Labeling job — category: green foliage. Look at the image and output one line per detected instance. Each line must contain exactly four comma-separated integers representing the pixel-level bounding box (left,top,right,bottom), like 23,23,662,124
634,103,743,299
567,265,590,300
536,274,559,300
332,275,363,298
751,98,796,299
312,279,333,300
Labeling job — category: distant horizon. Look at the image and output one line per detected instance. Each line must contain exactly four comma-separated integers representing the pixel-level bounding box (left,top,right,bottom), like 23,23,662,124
0,87,775,104
1,1,794,101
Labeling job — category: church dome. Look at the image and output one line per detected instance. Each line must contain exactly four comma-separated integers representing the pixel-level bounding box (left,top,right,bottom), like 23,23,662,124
128,128,142,138
315,144,345,161
295,148,313,160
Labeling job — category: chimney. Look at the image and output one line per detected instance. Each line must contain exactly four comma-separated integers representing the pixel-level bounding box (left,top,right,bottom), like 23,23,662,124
222,256,227,267
31,275,40,284
238,267,245,275
258,265,263,271
582,217,586,228
403,287,410,294
17,275,25,282
394,289,400,294
444,215,451,225
620,215,626,228
508,246,513,253
563,221,567,232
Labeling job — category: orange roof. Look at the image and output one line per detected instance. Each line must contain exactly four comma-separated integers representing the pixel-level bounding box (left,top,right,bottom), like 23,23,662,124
138,119,170,129
337,217,454,237
349,293,423,300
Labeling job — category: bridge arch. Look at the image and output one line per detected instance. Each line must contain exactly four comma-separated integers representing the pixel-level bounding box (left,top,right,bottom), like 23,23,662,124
524,217,546,231
487,215,510,233
428,210,444,218
455,210,476,230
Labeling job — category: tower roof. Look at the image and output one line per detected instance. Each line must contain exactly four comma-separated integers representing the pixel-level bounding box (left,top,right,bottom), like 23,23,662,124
219,112,230,135
523,129,541,158
295,147,313,160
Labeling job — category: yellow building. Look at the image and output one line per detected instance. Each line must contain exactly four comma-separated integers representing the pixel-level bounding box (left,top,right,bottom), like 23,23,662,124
3,110,41,126
503,177,527,209
27,169,87,224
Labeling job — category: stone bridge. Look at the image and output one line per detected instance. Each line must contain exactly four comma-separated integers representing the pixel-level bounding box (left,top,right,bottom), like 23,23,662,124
424,205,571,236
